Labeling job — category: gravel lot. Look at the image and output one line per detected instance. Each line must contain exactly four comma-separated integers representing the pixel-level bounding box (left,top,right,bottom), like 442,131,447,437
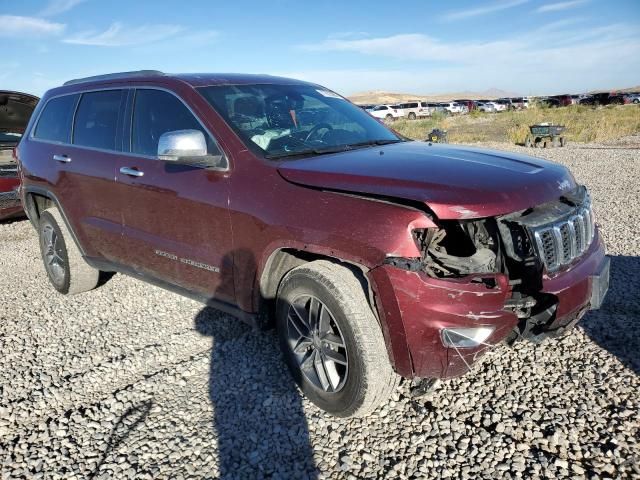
1,138,639,479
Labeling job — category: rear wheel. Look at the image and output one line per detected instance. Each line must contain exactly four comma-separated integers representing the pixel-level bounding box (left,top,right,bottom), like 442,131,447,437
276,261,399,417
38,207,100,295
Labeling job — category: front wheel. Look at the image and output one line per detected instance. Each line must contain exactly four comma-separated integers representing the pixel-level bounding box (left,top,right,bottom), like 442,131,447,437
276,261,399,417
408,112,416,120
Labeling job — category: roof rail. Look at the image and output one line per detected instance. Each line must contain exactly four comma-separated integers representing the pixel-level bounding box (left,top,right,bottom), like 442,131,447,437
63,70,165,86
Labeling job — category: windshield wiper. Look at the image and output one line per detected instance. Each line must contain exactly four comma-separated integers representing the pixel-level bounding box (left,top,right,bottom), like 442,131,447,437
265,139,404,160
346,139,405,148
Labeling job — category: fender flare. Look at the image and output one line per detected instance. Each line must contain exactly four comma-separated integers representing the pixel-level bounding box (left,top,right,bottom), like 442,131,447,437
22,186,87,257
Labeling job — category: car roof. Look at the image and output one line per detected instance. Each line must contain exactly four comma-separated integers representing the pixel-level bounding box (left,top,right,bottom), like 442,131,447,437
48,70,320,96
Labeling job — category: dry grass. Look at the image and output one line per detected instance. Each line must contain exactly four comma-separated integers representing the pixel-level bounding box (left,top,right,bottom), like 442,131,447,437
391,105,640,144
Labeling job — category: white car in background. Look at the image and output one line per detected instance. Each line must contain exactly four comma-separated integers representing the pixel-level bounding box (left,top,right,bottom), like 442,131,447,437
492,100,510,112
394,101,422,119
441,102,467,114
476,101,496,112
368,104,402,120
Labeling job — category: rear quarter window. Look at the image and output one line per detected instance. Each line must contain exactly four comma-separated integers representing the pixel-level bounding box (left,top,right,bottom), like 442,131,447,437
73,90,124,150
33,94,78,143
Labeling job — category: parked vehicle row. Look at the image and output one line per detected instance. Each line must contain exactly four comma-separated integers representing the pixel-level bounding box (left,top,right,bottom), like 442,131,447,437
361,89,638,121
362,96,532,120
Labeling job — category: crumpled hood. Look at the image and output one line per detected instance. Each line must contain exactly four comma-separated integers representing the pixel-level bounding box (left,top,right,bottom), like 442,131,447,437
277,141,577,220
0,91,39,134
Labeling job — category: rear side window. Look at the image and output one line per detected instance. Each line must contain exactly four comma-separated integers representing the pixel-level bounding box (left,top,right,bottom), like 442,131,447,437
131,89,221,158
73,90,124,150
33,94,78,143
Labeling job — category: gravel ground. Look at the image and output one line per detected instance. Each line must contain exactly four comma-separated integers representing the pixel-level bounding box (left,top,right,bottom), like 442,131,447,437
1,138,639,479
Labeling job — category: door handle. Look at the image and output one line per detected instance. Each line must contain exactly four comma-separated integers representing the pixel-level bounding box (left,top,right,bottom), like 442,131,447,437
53,154,71,163
120,167,144,177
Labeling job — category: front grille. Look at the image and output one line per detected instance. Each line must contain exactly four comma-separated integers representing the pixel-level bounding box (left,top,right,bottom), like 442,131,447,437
531,204,594,272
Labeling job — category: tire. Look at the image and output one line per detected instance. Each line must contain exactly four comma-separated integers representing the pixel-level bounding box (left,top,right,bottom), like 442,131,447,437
39,207,100,295
560,136,566,147
408,112,416,120
385,114,393,120
276,260,399,417
524,135,533,148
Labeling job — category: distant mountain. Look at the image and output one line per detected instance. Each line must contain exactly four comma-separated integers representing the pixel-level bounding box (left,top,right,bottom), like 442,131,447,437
348,88,521,105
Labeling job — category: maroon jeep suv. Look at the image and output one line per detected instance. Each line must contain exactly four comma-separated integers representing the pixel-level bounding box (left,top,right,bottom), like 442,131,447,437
16,71,609,417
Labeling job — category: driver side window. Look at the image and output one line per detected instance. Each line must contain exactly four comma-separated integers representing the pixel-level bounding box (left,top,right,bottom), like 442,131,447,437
131,89,222,159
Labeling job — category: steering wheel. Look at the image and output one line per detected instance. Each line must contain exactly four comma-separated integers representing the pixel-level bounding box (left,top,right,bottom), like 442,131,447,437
304,123,333,143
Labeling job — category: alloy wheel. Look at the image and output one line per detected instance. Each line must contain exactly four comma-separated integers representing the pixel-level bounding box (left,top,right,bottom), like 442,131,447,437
286,295,348,393
43,224,66,284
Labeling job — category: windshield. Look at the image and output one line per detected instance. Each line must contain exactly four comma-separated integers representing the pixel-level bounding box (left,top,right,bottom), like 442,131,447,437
198,84,401,159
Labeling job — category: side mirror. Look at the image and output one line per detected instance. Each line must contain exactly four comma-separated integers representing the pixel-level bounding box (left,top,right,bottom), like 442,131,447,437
158,129,207,161
157,129,226,169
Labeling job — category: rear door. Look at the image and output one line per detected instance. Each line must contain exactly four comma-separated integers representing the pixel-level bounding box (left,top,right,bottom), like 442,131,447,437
29,90,125,261
114,88,235,303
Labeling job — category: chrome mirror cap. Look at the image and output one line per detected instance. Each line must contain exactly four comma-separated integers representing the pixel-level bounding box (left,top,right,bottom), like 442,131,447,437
157,129,207,161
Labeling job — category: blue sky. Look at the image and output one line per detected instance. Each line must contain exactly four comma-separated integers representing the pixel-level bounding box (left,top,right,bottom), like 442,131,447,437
2,0,639,97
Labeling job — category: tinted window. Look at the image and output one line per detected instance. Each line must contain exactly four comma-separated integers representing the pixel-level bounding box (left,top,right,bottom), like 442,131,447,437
33,94,78,143
132,89,220,158
73,90,123,150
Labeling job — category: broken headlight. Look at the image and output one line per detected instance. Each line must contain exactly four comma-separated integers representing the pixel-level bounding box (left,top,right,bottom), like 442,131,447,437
413,219,502,278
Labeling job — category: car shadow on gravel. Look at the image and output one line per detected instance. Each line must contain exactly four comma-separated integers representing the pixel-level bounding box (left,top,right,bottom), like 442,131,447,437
195,310,318,478
580,255,639,375
194,249,318,479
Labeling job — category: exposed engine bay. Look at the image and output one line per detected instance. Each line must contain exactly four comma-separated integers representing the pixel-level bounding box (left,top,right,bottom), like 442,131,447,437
387,186,594,342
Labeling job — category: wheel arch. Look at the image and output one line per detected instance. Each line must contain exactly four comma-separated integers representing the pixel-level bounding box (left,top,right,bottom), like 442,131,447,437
258,248,372,308
23,187,86,256
257,247,410,376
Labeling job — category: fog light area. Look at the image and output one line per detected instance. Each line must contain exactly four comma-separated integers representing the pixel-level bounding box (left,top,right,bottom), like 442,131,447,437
441,326,495,348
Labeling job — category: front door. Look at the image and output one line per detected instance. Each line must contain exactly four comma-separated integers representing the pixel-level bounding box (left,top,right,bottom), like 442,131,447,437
114,88,235,304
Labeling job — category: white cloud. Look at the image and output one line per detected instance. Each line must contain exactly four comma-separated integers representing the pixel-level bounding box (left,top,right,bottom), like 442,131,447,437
537,0,587,12
295,22,640,95
0,15,65,37
63,22,185,46
299,33,509,62
40,0,88,16
441,0,529,20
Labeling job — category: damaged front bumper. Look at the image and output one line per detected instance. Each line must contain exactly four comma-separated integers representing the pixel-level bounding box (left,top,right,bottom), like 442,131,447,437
369,229,609,379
